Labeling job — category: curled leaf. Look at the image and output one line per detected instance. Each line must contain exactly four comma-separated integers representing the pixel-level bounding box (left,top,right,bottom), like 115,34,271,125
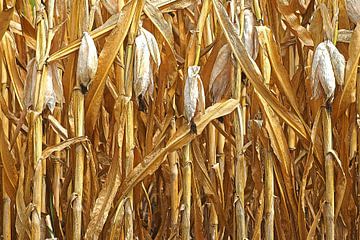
77,32,98,94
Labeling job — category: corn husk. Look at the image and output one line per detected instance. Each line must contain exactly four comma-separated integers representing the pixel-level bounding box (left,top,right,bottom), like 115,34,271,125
326,41,345,85
184,66,205,122
209,44,232,103
346,0,360,24
76,32,98,93
134,27,161,100
24,59,64,112
311,40,345,102
242,8,259,60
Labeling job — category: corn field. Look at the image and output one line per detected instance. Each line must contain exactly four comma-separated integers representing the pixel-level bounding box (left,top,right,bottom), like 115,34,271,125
1,0,360,239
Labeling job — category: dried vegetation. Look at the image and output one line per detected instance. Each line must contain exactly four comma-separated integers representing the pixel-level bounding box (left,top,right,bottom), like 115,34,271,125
0,0,360,239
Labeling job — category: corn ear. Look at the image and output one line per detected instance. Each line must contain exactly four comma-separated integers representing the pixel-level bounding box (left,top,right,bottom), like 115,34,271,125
77,32,98,94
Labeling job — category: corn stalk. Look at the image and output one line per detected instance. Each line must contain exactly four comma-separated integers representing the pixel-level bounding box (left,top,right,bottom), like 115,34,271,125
123,2,145,238
31,4,50,238
232,0,246,238
1,50,10,240
52,107,62,218
181,2,211,239
357,69,360,240
260,41,274,239
288,45,297,151
169,118,179,230
323,107,334,240
73,88,85,239
208,123,218,239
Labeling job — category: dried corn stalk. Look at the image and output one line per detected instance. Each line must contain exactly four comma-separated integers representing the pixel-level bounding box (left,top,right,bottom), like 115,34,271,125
134,26,161,111
184,65,205,133
76,32,98,94
311,40,345,102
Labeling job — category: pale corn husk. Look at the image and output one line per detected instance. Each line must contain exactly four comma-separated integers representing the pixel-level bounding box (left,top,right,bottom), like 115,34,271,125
184,66,205,123
24,58,36,109
346,0,360,23
209,44,232,103
311,40,345,102
24,59,64,112
76,32,98,94
326,41,345,85
134,27,161,100
242,8,259,60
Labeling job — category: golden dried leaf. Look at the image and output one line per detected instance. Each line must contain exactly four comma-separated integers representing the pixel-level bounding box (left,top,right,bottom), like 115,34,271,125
256,26,306,128
1,32,24,109
144,1,177,63
116,99,239,210
276,0,314,46
334,24,360,118
0,7,14,40
0,126,18,201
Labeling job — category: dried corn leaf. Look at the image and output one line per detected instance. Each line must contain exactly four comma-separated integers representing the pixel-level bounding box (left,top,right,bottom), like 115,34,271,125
144,1,176,63
0,7,14,40
116,99,238,208
15,147,31,239
84,97,127,239
256,26,307,127
0,126,18,201
258,95,298,218
275,0,314,46
41,136,89,160
334,24,360,118
306,202,324,240
1,33,24,109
